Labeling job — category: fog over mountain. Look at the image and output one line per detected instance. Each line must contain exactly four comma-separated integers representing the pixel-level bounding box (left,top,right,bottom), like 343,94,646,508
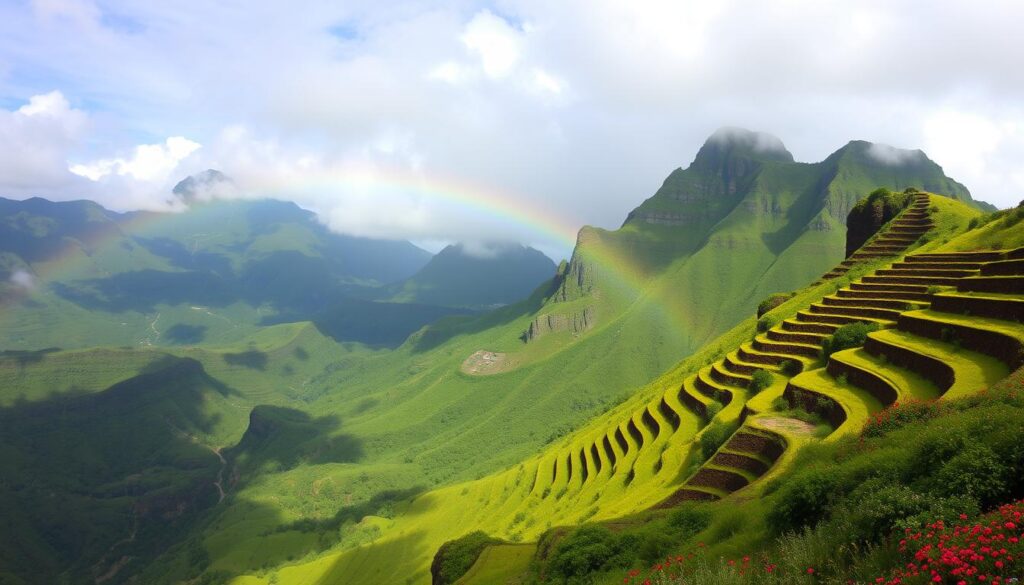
0,1,1022,259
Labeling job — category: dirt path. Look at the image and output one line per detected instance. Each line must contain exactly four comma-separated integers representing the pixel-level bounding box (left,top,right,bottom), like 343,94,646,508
210,447,227,504
754,416,819,436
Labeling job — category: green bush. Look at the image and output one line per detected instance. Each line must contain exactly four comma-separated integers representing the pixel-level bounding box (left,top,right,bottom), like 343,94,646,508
779,359,801,376
821,321,880,360
699,421,737,461
547,525,634,579
757,293,794,317
748,369,773,393
756,315,777,333
766,467,842,534
431,531,501,585
667,506,712,537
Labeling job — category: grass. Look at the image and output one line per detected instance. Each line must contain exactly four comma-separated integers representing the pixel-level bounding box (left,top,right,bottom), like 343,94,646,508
0,184,998,584
454,544,536,585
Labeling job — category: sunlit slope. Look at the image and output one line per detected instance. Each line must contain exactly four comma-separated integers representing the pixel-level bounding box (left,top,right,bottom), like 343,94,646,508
219,194,1003,585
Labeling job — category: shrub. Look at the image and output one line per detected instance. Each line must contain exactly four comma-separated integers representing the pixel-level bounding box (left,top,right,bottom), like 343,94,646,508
748,369,773,393
431,531,502,585
705,401,722,419
779,359,801,376
699,421,737,461
547,525,634,578
756,315,777,333
757,293,793,317
930,443,1011,508
821,321,880,360
861,400,945,438
668,506,712,538
767,468,842,534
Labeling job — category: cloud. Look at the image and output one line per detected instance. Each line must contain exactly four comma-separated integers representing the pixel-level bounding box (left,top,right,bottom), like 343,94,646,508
9,269,36,291
866,143,924,166
70,136,200,181
2,0,1024,251
0,90,88,192
460,11,523,79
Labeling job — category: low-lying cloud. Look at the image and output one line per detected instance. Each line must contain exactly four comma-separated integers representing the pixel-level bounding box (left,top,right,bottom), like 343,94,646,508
2,1,1024,256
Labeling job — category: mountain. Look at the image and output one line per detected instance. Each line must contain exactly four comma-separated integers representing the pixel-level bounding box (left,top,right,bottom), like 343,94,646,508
0,131,1000,585
0,191,452,348
386,243,557,309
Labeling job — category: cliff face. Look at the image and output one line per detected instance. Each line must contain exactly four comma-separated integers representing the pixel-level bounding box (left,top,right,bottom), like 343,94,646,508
525,128,976,351
844,189,914,257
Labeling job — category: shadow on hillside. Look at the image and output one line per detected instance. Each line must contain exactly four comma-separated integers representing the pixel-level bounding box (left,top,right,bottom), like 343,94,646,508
227,405,364,474
222,349,268,370
0,346,61,368
0,355,243,584
165,323,207,344
134,237,234,276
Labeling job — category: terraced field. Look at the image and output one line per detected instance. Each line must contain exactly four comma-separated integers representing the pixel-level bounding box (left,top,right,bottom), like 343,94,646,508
214,192,1024,585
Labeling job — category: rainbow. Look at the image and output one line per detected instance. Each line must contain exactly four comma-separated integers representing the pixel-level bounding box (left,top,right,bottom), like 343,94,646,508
5,165,692,351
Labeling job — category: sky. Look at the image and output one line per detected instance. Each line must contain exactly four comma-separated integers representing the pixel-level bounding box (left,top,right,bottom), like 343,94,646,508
1,0,1023,258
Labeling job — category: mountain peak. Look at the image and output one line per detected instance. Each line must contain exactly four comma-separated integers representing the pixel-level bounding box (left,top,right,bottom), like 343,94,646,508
172,169,235,204
695,127,794,164
830,140,929,167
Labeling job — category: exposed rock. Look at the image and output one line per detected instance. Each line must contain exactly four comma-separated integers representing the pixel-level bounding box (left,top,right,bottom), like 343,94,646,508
521,306,595,342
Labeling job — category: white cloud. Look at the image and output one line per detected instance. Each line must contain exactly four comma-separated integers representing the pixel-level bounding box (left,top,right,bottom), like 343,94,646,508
866,143,924,166
3,0,1024,249
9,269,36,291
0,91,88,192
460,11,523,79
70,136,201,182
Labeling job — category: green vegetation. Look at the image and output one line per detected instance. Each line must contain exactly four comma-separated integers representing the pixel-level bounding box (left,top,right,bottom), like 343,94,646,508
386,243,556,309
431,531,502,585
820,321,880,360
0,131,1005,585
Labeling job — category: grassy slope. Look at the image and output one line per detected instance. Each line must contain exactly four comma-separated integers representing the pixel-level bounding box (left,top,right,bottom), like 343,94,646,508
0,138,980,583
228,195,994,585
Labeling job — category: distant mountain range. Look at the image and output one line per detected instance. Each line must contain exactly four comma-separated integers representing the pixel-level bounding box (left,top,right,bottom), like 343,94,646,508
0,182,555,349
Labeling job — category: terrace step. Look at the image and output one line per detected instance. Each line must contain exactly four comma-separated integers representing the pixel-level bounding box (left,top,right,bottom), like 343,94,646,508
767,328,827,346
781,319,838,335
785,369,882,432
876,268,979,278
890,261,985,271
796,310,892,327
849,282,928,294
836,288,930,302
828,347,940,404
737,343,803,368
861,275,963,287
654,488,721,506
864,329,1008,398
723,352,779,376
982,259,1024,276
685,467,749,493
907,251,1008,262
694,369,734,404
753,335,821,358
822,295,922,311
679,377,715,419
897,309,1024,370
809,302,902,321
710,363,751,389
957,276,1024,295
931,292,1024,323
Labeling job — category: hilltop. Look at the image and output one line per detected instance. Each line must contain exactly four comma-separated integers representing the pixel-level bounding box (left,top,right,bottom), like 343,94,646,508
384,243,557,309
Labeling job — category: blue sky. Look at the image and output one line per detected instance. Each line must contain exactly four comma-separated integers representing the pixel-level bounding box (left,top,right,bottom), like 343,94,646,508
1,0,1023,255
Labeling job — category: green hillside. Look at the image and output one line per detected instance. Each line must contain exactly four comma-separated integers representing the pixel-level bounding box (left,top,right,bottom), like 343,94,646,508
0,193,469,349
385,243,557,309
0,131,995,585
219,192,1024,585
